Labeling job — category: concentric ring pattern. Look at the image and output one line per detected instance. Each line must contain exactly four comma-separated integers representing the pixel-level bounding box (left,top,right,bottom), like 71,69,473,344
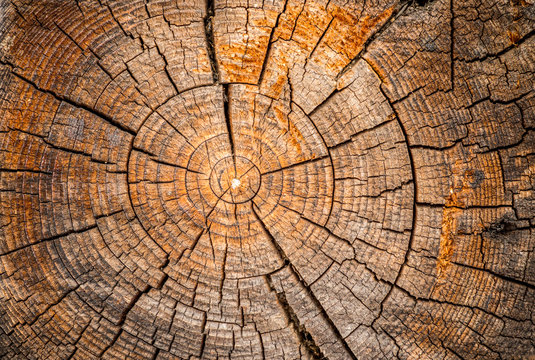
1,0,534,359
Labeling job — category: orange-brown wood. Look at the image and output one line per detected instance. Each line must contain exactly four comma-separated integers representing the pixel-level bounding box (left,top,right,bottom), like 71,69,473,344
0,0,534,358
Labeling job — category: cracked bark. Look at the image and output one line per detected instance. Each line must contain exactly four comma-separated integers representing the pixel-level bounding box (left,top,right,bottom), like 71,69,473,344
1,0,535,359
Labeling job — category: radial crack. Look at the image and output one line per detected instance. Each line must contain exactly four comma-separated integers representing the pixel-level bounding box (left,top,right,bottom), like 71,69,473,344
264,274,327,360
222,84,237,173
260,154,329,176
251,202,358,360
335,0,411,81
204,0,219,83
1,62,137,136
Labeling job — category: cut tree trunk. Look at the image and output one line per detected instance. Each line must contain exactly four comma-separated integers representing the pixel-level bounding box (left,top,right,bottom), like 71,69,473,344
0,0,534,359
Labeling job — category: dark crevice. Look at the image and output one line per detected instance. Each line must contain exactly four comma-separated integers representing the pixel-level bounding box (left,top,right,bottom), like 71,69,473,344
366,63,419,329
335,0,411,82
0,224,98,257
0,61,136,135
8,126,124,168
265,275,327,360
218,235,228,305
260,154,330,176
204,0,219,83
0,167,52,175
155,43,180,95
449,0,455,91
55,22,84,51
150,349,160,360
131,146,204,175
458,29,535,64
124,138,169,256
199,333,207,358
451,261,535,290
414,0,436,6
106,4,135,40
251,203,358,360
94,209,124,220
199,312,208,358
408,140,462,152
290,99,337,229
223,85,233,151
222,84,236,172
99,329,123,357
257,0,289,86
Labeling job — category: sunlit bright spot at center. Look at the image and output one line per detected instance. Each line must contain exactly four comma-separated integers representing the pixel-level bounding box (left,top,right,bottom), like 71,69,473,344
231,178,241,189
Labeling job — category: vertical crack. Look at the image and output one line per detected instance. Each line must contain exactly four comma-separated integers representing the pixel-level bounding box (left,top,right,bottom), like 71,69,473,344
366,64,419,330
450,0,455,90
253,321,267,360
204,0,219,83
223,84,237,171
219,235,228,305
155,43,180,95
199,312,208,358
290,98,336,225
257,0,289,86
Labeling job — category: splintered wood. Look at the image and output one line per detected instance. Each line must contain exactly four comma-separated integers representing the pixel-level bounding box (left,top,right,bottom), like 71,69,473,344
0,0,534,359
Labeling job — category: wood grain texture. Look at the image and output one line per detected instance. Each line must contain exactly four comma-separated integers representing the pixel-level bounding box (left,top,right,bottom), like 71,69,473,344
0,0,534,359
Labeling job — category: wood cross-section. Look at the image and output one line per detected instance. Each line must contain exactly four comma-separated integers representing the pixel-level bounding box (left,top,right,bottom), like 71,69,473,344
0,0,534,359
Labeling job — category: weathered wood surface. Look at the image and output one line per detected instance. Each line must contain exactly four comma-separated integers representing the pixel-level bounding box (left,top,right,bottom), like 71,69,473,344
0,0,534,358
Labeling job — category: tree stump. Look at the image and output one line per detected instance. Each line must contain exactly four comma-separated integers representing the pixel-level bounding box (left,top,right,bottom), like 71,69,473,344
0,0,534,358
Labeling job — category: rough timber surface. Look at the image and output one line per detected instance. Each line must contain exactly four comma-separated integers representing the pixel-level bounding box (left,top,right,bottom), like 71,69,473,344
0,0,534,359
